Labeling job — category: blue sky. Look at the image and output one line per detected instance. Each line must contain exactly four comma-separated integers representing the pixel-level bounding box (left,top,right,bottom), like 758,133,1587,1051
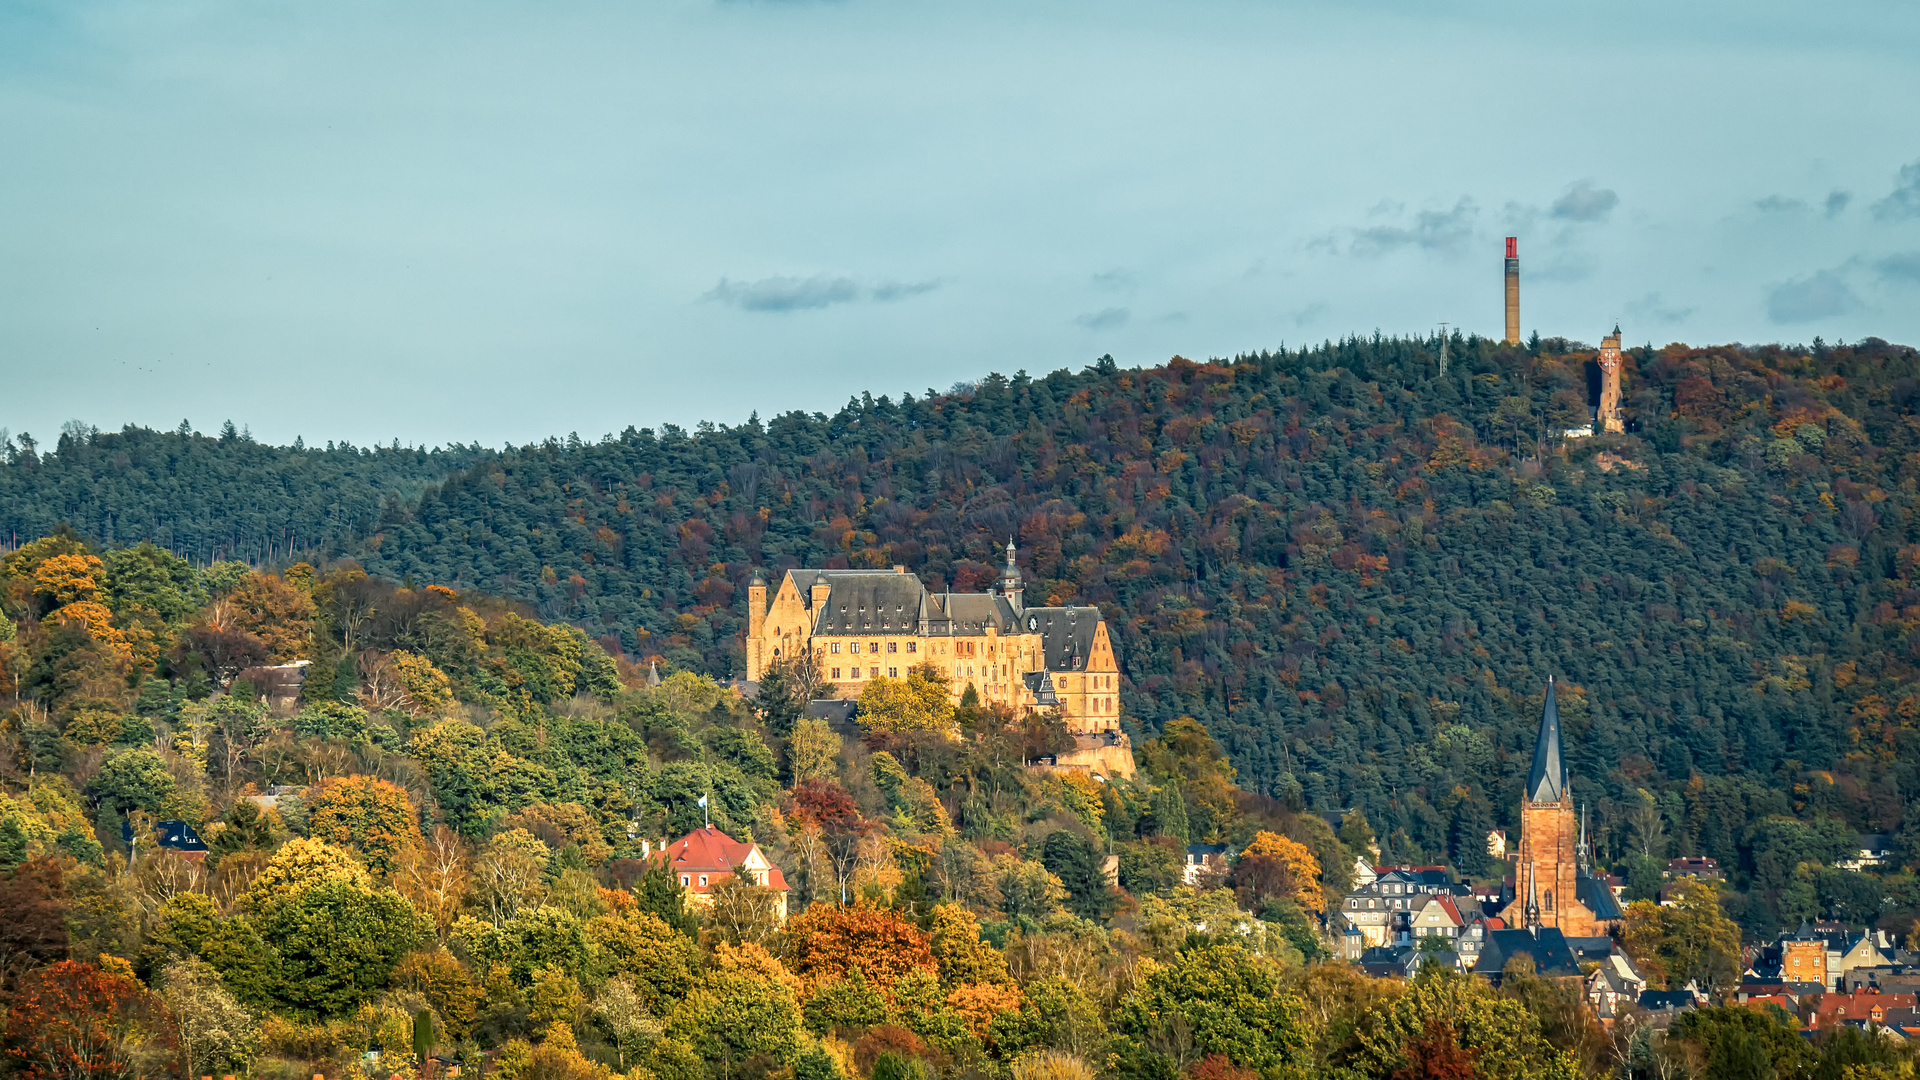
3,0,1918,448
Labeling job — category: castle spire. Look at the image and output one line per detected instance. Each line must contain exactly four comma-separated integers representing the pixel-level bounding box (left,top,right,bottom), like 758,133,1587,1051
1526,677,1569,803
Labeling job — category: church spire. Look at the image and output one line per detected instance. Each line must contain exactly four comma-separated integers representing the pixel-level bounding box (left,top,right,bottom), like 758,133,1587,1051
1526,676,1569,803
1525,860,1541,932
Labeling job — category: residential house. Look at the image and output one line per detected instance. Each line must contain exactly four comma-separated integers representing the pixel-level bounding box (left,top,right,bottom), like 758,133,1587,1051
1183,844,1229,886
660,825,791,921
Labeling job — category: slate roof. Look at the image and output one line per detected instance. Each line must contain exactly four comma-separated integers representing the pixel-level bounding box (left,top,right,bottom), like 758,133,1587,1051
1526,678,1569,803
793,570,940,635
1640,990,1698,1012
1579,872,1626,920
1020,606,1102,671
1478,928,1583,979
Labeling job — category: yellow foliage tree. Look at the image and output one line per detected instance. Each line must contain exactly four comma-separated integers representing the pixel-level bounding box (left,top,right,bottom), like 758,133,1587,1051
390,650,456,715
1240,831,1325,914
858,665,956,734
32,553,106,607
238,837,371,911
49,601,134,662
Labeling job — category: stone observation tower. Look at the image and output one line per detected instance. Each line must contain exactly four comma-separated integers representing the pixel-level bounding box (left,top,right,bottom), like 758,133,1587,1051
1596,325,1625,434
1504,237,1521,345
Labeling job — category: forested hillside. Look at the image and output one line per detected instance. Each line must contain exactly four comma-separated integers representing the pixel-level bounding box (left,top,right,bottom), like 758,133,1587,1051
0,423,491,564
7,335,1920,937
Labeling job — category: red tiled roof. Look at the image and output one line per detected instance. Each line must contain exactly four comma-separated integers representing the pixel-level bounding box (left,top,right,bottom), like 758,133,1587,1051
666,825,788,894
1815,993,1918,1022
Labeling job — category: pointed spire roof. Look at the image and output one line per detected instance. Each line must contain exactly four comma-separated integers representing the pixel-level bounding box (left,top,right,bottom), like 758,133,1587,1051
1526,677,1569,803
647,660,662,688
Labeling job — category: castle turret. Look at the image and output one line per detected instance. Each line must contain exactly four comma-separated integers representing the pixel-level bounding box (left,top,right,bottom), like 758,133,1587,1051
747,568,768,680
999,538,1025,613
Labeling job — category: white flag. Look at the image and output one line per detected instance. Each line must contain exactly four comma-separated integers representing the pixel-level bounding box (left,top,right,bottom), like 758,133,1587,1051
697,795,708,808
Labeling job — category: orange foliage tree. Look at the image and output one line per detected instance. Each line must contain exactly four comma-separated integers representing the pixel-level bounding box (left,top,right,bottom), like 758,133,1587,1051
225,573,316,662
307,776,422,875
1233,830,1325,914
2,960,173,1080
784,902,936,997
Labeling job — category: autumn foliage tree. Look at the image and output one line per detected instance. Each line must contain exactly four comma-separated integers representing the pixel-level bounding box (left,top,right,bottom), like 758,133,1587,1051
2,960,173,1080
785,902,937,998
307,775,422,875
1231,830,1325,915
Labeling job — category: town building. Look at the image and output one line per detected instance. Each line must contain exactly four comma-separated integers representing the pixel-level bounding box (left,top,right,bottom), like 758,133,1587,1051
744,543,1133,776
1498,678,1623,937
1183,843,1229,886
658,825,790,921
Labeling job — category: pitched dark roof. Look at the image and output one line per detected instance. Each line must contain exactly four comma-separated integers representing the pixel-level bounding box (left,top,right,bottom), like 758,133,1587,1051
1639,990,1698,1012
793,570,938,635
1020,606,1101,671
1022,669,1060,706
1477,928,1583,979
1526,678,1569,803
941,592,1018,635
1578,871,1625,921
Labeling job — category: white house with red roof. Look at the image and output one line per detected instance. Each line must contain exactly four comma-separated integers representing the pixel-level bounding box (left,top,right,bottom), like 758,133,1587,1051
661,825,791,921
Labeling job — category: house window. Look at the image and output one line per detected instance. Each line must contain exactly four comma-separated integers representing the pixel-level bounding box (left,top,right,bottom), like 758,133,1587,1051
888,641,898,653
831,643,841,654
831,668,841,679
699,875,708,887
681,875,690,886
850,642,861,654
907,642,917,653
869,642,878,653
889,667,898,678
869,667,879,678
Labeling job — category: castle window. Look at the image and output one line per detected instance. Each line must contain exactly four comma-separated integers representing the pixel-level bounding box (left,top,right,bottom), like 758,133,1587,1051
869,642,878,653
888,642,898,653
1544,890,1554,911
869,667,878,678
907,642,917,653
888,667,898,677
831,668,841,679
831,643,841,654
850,642,860,654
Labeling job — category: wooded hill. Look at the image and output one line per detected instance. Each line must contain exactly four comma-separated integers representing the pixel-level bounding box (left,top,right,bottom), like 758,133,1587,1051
7,333,1920,937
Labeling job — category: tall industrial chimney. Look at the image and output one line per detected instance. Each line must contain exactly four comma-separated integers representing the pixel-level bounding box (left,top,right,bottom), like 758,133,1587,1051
1504,237,1520,345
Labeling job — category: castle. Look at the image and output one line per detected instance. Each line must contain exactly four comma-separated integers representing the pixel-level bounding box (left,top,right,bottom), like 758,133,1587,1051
1500,678,1623,937
744,544,1133,775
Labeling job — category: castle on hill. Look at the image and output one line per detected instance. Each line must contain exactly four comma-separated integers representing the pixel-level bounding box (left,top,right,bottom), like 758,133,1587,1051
744,542,1133,777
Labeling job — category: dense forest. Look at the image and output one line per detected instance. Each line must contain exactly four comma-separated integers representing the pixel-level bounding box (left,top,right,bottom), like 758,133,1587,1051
0,529,1907,1080
6,334,1920,943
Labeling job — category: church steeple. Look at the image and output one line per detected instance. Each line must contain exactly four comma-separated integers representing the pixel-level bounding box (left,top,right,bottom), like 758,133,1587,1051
1526,677,1569,803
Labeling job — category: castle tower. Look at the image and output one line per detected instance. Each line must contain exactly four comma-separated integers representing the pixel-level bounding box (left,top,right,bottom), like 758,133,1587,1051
1501,677,1606,936
746,568,769,680
1504,237,1521,345
1597,326,1625,433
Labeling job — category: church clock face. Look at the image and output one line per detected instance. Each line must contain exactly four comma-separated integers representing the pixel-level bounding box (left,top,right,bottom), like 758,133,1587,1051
1027,615,1039,631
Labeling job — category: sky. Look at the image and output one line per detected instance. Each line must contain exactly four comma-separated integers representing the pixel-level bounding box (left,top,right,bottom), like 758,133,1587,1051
3,0,1918,449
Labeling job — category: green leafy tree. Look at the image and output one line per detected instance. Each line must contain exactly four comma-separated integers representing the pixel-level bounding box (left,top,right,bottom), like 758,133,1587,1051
1114,943,1308,1073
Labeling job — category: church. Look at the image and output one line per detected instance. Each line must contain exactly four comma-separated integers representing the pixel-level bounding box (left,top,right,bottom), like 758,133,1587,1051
1500,678,1625,937
745,542,1124,740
